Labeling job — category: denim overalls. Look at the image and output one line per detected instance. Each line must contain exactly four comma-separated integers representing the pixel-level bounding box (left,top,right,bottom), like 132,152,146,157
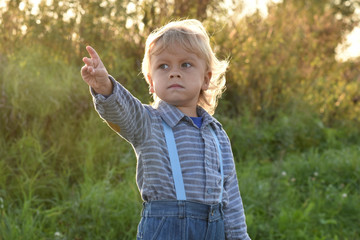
136,121,225,240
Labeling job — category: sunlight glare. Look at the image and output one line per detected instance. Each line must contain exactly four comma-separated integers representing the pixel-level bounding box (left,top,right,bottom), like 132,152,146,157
241,0,283,18
336,26,360,61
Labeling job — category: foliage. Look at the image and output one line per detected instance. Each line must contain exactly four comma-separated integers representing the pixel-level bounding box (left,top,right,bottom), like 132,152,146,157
219,110,360,162
216,0,360,124
1,0,359,123
240,146,360,240
0,0,360,239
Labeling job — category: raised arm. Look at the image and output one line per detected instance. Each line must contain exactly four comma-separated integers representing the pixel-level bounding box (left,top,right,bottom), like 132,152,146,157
81,46,151,146
81,46,113,96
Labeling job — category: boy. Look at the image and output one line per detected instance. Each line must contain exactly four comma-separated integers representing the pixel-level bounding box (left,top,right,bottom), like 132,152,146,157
81,19,250,240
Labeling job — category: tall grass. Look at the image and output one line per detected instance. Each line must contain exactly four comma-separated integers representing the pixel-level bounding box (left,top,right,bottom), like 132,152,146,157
0,47,141,239
0,47,359,239
238,146,360,239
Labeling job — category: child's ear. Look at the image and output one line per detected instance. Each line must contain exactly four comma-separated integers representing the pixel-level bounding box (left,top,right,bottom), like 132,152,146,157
202,71,212,91
147,74,155,93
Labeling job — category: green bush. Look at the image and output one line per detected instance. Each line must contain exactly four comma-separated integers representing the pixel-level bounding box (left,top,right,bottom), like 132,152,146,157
219,109,360,162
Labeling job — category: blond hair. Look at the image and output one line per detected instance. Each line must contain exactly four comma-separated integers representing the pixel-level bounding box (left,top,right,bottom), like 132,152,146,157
142,19,228,115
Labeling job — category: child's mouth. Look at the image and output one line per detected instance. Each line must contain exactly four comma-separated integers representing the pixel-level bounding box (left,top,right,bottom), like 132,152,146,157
168,84,183,89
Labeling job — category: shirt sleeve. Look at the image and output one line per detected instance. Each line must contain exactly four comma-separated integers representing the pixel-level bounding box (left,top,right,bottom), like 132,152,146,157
223,169,251,240
91,75,151,146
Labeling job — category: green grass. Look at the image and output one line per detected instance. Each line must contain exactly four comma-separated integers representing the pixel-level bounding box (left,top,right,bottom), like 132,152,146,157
1,138,358,239
0,47,359,239
239,147,360,240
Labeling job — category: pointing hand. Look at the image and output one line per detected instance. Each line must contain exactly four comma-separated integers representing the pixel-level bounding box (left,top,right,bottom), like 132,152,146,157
81,46,112,95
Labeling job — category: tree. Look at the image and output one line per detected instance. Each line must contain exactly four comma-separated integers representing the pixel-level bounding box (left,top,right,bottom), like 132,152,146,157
216,0,360,124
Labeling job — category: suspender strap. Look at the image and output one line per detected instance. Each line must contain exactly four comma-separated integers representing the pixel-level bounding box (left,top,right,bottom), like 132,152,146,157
162,120,224,203
209,127,224,203
162,121,187,200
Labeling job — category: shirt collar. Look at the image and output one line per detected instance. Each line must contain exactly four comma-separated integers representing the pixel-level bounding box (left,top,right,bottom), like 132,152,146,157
196,105,223,130
157,101,184,128
156,100,222,130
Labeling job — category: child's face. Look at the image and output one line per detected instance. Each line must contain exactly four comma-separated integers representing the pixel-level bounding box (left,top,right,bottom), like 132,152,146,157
148,46,211,116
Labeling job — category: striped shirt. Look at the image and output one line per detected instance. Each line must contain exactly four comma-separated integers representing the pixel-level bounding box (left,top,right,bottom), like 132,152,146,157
91,76,250,240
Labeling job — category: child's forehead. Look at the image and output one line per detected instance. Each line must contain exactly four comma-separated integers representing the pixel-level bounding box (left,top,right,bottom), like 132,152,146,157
150,47,206,67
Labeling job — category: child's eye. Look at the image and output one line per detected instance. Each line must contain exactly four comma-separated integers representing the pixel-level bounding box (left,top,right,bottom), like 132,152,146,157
159,64,169,69
181,62,192,68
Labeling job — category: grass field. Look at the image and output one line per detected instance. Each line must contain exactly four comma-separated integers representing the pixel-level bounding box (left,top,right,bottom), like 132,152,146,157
0,48,359,240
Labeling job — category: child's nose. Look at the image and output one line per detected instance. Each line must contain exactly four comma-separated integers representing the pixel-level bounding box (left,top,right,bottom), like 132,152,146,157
169,72,181,78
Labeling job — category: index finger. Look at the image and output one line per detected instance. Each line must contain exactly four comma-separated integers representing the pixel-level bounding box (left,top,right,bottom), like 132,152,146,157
86,46,100,60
